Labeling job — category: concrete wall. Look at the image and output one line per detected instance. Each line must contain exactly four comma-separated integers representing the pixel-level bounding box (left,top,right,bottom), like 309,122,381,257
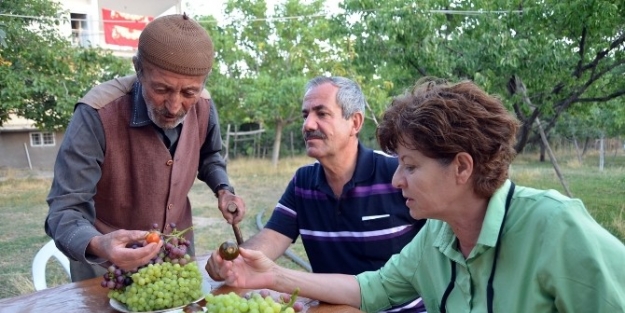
0,131,64,170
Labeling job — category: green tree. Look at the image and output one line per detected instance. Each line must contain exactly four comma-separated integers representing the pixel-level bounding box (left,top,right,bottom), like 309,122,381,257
0,0,131,130
337,0,625,152
201,0,342,166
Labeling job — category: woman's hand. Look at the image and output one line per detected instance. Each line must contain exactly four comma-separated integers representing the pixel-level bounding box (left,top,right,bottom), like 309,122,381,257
205,250,226,281
214,247,277,290
217,247,363,308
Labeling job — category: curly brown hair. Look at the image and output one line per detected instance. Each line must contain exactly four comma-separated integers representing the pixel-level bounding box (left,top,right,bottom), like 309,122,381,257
377,78,521,198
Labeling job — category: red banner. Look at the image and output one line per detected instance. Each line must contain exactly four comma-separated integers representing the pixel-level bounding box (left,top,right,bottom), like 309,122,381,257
102,9,153,48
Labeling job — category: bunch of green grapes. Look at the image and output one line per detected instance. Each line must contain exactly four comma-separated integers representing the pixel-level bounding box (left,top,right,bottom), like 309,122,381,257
108,261,204,312
204,289,303,313
101,223,195,291
102,223,204,312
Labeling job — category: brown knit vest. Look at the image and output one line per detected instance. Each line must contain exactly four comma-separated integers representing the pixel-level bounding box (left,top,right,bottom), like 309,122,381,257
82,77,209,255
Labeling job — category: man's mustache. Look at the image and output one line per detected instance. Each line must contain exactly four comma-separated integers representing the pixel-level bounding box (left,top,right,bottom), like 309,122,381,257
304,131,326,140
154,107,187,118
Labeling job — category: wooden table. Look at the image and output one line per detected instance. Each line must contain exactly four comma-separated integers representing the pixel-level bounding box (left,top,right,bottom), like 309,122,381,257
0,254,360,313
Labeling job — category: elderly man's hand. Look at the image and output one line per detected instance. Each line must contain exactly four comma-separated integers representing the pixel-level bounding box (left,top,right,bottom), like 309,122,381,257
217,190,246,224
87,229,163,271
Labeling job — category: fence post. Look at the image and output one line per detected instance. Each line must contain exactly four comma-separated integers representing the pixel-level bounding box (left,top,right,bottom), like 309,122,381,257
23,142,32,170
290,131,294,158
224,124,231,161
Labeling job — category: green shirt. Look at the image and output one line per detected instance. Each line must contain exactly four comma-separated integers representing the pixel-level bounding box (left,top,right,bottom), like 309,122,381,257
357,180,625,312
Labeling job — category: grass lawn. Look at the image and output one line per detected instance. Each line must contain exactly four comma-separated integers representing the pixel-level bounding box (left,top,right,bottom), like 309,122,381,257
0,151,623,300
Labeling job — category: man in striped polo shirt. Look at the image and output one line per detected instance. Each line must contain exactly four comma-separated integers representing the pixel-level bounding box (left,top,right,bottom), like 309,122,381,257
207,76,427,312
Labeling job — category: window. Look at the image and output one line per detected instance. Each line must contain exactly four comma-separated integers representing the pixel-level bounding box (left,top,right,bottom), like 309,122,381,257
70,13,89,47
30,132,56,147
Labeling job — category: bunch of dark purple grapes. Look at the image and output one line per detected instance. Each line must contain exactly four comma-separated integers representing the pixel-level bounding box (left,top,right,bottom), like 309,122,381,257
101,265,132,290
100,222,193,290
156,235,192,265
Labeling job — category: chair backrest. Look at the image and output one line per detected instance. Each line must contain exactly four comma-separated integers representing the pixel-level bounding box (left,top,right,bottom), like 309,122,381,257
32,239,71,291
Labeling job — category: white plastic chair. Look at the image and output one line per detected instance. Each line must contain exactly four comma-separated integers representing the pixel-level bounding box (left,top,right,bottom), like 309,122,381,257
32,239,71,291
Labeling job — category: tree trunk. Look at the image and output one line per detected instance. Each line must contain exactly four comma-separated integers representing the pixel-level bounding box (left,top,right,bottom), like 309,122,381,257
582,137,590,156
513,75,573,197
271,121,285,167
536,116,573,196
599,133,605,171
290,131,294,158
513,107,541,153
539,142,546,162
514,120,532,153
573,136,583,163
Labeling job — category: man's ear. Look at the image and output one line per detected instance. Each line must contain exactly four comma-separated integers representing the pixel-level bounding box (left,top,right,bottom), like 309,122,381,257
351,112,364,136
132,56,138,70
132,56,141,76
454,152,474,184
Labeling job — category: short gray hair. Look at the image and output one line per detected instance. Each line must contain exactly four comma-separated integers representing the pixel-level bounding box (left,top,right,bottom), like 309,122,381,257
304,76,367,119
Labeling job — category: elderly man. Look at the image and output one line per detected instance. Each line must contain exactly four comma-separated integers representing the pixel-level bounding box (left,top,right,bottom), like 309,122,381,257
45,13,245,281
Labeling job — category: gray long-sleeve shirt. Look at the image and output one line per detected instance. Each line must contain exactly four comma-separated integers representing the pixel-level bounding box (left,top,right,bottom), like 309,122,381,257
45,94,230,264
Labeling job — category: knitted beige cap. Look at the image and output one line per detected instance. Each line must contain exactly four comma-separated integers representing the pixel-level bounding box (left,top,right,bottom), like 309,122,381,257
138,13,214,76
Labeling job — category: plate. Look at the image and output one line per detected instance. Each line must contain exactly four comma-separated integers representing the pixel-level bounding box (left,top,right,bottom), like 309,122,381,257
244,289,315,313
109,279,211,313
109,297,204,313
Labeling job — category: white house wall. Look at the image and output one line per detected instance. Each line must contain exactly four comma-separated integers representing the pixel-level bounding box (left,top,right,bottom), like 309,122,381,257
58,0,100,48
57,0,180,55
0,131,63,169
98,0,180,16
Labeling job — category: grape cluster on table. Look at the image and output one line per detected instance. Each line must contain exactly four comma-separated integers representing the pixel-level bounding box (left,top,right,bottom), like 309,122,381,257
204,290,305,313
101,223,204,312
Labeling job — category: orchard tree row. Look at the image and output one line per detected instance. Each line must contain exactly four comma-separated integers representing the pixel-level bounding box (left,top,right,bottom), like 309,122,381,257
1,0,623,165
